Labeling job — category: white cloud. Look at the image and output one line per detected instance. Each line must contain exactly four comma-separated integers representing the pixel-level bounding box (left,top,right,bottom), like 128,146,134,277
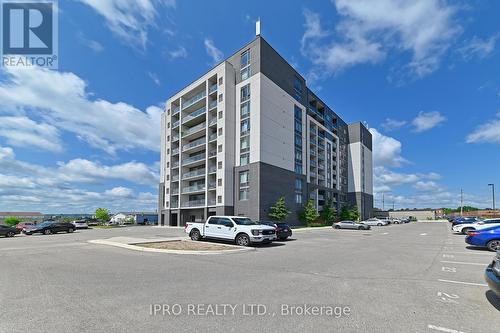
381,118,407,131
167,46,187,60
77,32,104,53
148,71,161,86
301,0,460,77
369,128,407,167
466,113,500,144
204,39,223,64
0,116,62,152
78,0,175,48
105,187,134,198
0,67,162,155
458,33,499,60
413,180,439,191
412,111,446,132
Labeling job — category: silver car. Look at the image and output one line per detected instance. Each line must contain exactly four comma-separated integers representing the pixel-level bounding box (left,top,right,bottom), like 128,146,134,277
333,221,371,230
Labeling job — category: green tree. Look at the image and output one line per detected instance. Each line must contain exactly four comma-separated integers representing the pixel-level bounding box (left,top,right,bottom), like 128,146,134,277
339,205,360,221
95,208,111,222
268,196,291,222
349,206,360,221
300,199,319,226
3,217,21,227
321,199,337,224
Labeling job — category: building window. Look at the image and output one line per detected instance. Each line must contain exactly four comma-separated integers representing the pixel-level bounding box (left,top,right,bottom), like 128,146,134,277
218,178,222,186
295,179,302,191
218,144,223,153
239,189,249,201
240,49,250,67
218,77,223,85
240,136,250,153
218,111,223,119
295,194,302,204
294,77,302,101
167,109,170,115
218,128,223,136
218,161,222,169
167,148,170,155
167,122,170,128
240,66,251,81
217,195,222,203
166,162,169,168
166,175,169,181
239,171,249,201
167,135,170,142
294,105,303,175
166,188,170,194
239,171,249,187
240,153,249,166
218,94,223,102
240,84,250,102
240,101,250,119
240,119,250,135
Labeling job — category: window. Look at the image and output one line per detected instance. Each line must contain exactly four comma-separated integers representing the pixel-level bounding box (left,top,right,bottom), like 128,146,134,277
240,101,250,119
239,171,249,201
240,136,250,153
240,66,251,80
294,119,302,132
218,128,223,136
208,217,219,225
294,105,302,118
166,162,170,168
218,77,223,85
167,148,170,155
239,189,249,201
241,119,250,135
295,194,302,204
295,179,302,191
166,188,169,194
240,153,249,166
217,195,222,203
294,77,302,101
294,105,303,175
218,178,222,186
240,49,250,67
239,171,249,187
167,109,170,115
218,161,222,169
166,175,169,181
167,135,170,142
240,84,250,102
167,122,170,128
218,94,223,102
218,144,223,153
218,111,223,119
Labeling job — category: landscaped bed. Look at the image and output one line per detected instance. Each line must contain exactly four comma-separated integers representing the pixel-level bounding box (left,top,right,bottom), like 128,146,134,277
135,240,240,251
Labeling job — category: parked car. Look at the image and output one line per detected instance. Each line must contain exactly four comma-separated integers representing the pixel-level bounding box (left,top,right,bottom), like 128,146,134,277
333,221,370,230
485,250,500,298
391,218,402,224
71,220,89,229
15,222,35,231
23,221,75,235
361,218,388,226
0,225,21,237
261,222,292,240
451,217,481,227
465,226,500,251
185,216,276,246
452,218,500,234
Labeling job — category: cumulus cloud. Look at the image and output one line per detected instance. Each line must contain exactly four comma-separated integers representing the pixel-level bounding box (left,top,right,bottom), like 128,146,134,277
204,39,223,64
0,116,62,152
466,113,500,144
0,67,162,155
369,128,407,167
381,118,407,131
301,0,460,78
78,0,175,48
412,111,446,132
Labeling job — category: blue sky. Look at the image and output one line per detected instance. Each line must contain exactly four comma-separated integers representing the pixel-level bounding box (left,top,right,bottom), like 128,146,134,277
0,0,499,213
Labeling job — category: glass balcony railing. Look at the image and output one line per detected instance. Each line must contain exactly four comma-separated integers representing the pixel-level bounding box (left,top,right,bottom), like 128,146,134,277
182,184,206,193
208,166,217,173
183,137,206,152
208,150,217,158
207,199,216,206
182,91,206,110
209,84,217,94
172,188,179,195
172,161,179,168
208,118,217,126
208,100,217,110
208,182,216,189
310,160,317,167
318,142,325,150
172,148,179,155
182,154,205,165
171,201,179,208
172,120,180,128
310,127,317,135
171,175,179,181
172,105,180,115
183,107,206,123
208,133,217,141
182,122,206,137
310,172,317,177
181,199,206,208
172,134,179,141
310,150,317,156
182,168,206,179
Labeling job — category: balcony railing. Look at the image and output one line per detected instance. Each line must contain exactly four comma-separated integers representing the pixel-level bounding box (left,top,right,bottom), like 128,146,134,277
318,142,325,150
208,150,217,158
208,133,217,141
172,161,179,168
310,150,317,156
182,184,206,193
182,91,206,110
183,107,206,123
182,154,205,166
172,148,179,155
171,175,179,181
310,172,317,177
172,189,179,195
208,118,217,126
310,160,317,167
171,201,179,208
172,105,180,115
182,168,206,179
209,84,217,94
310,127,317,135
208,166,217,173
182,122,206,137
172,120,180,128
183,137,206,152
181,199,206,207
207,200,216,206
208,182,216,189
208,100,217,110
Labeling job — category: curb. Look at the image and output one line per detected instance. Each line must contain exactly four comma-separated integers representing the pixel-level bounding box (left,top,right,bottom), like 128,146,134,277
292,226,332,232
87,239,255,255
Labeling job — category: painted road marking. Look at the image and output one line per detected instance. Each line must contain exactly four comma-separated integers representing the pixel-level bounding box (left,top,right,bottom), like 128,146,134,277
443,251,493,256
437,279,488,287
382,232,389,235
442,254,454,258
427,324,468,333
442,267,457,273
420,233,428,236
437,292,459,304
440,261,487,266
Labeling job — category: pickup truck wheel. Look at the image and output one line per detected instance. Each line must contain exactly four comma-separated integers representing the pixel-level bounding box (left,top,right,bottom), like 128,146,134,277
235,234,250,247
486,240,500,251
190,229,201,241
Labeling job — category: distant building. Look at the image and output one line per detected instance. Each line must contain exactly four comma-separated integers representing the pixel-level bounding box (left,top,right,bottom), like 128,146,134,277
110,212,158,225
374,209,441,221
455,210,500,219
0,212,44,223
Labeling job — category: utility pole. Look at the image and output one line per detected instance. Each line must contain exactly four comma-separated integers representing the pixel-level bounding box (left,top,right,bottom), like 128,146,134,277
460,188,463,217
393,200,395,211
488,184,496,215
382,193,385,211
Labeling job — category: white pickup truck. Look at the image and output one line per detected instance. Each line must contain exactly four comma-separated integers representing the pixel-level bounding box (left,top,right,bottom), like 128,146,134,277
184,216,277,246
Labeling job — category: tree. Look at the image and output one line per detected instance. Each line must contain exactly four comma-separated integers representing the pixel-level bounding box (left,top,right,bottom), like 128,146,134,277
268,196,290,222
95,208,111,222
3,217,21,227
339,205,359,221
321,199,337,224
300,199,319,226
350,205,360,221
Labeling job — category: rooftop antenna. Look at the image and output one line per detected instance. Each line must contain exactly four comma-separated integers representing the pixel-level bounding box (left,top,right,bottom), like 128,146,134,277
256,17,261,36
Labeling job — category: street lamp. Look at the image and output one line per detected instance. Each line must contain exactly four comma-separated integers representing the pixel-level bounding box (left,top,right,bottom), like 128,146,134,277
488,184,495,213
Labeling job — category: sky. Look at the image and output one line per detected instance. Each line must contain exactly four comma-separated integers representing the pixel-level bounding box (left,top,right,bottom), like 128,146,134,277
0,0,499,213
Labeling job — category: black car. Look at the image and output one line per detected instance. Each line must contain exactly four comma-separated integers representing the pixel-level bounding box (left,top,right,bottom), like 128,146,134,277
261,222,292,240
23,221,75,235
485,251,500,298
0,225,21,237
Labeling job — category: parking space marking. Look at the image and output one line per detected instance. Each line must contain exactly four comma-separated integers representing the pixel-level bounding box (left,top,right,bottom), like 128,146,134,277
437,291,459,304
440,261,487,266
437,279,488,287
442,254,454,258
441,266,457,273
442,251,493,256
427,324,468,333
420,233,428,236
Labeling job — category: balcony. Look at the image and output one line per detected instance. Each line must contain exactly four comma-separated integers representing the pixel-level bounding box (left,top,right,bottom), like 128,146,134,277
172,147,179,155
183,107,206,124
310,172,317,178
181,199,206,208
207,199,216,206
172,134,179,142
182,183,206,194
208,100,217,110
182,137,206,152
172,161,179,168
172,105,180,115
310,150,317,157
172,188,179,195
208,166,217,174
318,142,325,150
171,175,179,181
208,182,216,190
208,133,217,142
209,84,217,94
310,127,317,135
182,168,206,180
171,201,179,208
182,122,206,138
208,150,217,158
208,118,217,126
182,154,205,166
310,160,317,167
182,91,206,110
172,120,180,128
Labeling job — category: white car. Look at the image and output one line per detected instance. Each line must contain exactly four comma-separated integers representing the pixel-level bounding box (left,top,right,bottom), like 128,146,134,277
71,220,89,229
361,218,389,226
452,218,500,234
184,216,276,246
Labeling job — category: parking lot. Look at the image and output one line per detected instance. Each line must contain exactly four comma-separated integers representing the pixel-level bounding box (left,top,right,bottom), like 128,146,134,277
0,222,498,333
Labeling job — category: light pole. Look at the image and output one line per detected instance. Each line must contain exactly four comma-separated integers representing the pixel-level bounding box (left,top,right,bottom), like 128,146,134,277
488,184,495,214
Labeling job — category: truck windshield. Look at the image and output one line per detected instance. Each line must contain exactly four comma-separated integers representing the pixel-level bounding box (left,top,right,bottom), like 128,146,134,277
232,218,258,225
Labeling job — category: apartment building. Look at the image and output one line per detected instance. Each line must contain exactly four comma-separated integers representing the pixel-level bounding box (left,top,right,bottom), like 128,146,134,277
159,36,373,226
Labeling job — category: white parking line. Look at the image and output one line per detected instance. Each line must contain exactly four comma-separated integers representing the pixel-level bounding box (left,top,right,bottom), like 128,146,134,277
420,233,428,236
442,251,494,256
440,260,488,266
427,324,468,333
437,279,488,287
